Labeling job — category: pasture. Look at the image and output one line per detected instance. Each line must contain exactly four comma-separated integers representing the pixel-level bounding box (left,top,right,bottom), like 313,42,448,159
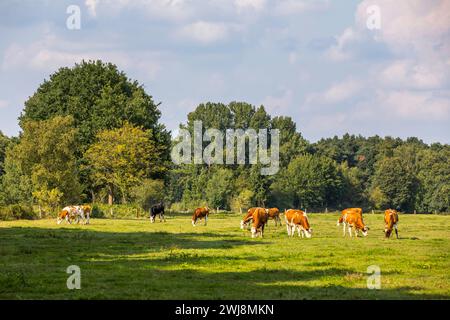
0,212,449,299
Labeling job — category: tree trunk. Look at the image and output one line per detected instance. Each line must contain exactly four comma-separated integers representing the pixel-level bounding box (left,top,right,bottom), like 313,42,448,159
108,185,113,206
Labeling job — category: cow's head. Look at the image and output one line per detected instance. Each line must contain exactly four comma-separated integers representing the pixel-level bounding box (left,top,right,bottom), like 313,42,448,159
240,220,247,230
384,228,392,238
362,226,369,237
304,228,312,238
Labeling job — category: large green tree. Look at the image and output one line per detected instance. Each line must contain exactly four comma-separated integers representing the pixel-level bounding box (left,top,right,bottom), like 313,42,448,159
272,154,343,210
19,60,170,202
371,156,418,211
1,116,81,206
20,60,169,152
84,122,163,205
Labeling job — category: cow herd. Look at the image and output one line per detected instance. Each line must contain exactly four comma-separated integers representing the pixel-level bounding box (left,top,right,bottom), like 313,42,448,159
57,205,91,225
56,203,399,239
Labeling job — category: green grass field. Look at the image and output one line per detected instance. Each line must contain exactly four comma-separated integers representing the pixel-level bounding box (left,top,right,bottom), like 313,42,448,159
1,213,449,299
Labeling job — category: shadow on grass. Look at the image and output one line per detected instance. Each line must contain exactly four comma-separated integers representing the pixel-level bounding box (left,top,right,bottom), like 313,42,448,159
0,226,448,300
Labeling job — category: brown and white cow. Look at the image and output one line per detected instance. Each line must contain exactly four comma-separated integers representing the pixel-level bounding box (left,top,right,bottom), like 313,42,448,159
285,209,312,238
240,207,258,230
192,207,210,226
57,205,91,225
57,206,80,224
267,207,282,226
341,210,368,237
384,209,399,239
337,207,362,226
248,207,269,238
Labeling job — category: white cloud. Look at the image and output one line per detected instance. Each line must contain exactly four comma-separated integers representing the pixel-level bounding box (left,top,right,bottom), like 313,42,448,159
378,60,448,90
176,21,230,44
326,27,360,61
235,0,266,13
261,89,294,115
305,78,363,106
273,0,329,16
85,0,191,21
355,0,450,58
320,0,450,126
376,90,450,121
1,36,163,80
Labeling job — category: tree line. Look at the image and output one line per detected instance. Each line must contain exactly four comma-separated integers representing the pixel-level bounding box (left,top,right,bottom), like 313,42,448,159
0,60,448,218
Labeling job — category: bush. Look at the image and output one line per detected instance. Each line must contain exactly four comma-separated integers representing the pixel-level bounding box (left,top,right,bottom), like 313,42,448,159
0,204,38,220
91,204,105,218
93,203,144,219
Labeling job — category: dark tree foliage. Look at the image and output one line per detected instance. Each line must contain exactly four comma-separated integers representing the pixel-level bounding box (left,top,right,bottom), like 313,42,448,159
20,60,170,156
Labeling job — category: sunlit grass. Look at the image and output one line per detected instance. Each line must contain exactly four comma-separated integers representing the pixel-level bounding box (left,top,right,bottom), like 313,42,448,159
0,213,449,299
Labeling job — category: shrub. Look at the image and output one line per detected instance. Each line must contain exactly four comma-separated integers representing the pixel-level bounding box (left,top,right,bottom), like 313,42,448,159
0,204,37,220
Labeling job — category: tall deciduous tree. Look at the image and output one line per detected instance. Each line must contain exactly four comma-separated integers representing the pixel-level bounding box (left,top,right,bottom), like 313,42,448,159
273,154,342,210
371,156,418,211
1,116,81,206
84,122,163,205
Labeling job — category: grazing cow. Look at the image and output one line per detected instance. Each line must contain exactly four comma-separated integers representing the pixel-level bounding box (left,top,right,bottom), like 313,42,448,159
240,207,257,230
337,208,362,226
192,207,210,226
75,205,91,225
247,207,269,238
57,207,71,224
150,202,165,223
341,210,369,237
285,209,312,238
267,207,282,226
384,209,399,239
57,206,80,224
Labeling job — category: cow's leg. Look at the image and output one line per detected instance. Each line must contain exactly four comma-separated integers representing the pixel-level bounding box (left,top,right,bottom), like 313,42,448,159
251,227,256,238
348,225,352,238
192,218,196,226
394,224,399,239
286,224,291,236
86,212,90,224
204,215,208,226
343,223,346,237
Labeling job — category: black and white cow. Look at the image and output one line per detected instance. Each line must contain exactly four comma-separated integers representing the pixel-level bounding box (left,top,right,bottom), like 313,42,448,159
150,202,165,223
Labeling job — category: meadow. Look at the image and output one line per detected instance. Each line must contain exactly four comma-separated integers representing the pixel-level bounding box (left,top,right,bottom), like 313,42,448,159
0,212,449,299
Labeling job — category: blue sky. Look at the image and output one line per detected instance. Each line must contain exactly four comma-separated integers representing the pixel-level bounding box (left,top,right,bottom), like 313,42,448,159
0,0,449,143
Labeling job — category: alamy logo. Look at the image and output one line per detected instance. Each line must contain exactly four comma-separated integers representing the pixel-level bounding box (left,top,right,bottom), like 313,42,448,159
367,265,381,289
171,121,280,175
66,5,81,30
66,265,81,289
